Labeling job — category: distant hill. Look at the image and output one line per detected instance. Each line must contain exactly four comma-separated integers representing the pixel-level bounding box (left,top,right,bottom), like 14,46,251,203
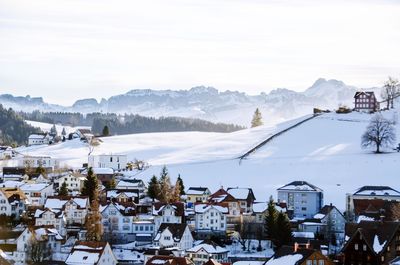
0,78,381,126
0,104,41,146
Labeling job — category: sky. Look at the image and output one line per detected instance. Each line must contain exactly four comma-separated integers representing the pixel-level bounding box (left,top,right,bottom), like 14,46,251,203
0,0,400,105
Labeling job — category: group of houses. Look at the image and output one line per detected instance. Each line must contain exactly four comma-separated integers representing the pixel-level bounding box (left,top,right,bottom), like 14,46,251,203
1,153,400,265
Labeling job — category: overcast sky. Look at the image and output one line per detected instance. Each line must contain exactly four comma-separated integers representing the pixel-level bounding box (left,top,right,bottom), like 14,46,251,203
1,0,399,105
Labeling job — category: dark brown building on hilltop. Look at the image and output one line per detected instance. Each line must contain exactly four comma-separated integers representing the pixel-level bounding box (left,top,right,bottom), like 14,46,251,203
354,91,379,112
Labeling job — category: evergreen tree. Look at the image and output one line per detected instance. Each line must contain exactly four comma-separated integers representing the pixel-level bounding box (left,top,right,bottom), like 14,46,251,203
85,186,103,241
158,166,172,203
59,181,68,196
102,125,110,136
264,196,277,241
108,176,117,189
35,166,46,176
81,167,98,202
176,175,185,195
50,124,58,136
251,108,263,128
61,127,67,136
275,211,293,248
147,175,160,201
172,179,182,202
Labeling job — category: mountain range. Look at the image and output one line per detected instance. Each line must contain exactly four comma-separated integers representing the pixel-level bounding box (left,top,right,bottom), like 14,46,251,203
0,78,380,126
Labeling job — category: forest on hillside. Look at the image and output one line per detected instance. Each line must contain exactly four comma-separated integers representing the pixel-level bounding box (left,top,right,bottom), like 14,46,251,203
0,105,42,146
20,111,245,136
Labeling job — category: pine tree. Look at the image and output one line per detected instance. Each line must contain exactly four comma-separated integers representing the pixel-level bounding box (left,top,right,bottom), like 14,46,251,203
59,181,68,196
172,179,182,202
102,125,110,136
275,211,293,248
147,175,160,201
158,166,172,203
251,108,263,128
265,196,277,241
81,167,98,202
176,175,185,195
85,187,103,241
61,127,67,136
108,176,117,189
50,124,58,136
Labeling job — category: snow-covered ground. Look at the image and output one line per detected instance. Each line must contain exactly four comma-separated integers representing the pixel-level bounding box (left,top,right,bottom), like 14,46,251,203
15,110,400,211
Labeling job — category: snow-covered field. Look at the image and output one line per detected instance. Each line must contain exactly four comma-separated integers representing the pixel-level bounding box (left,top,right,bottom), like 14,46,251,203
16,110,400,211
26,120,90,135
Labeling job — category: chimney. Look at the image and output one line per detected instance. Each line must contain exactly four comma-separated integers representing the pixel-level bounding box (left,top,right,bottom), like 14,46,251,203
294,242,299,252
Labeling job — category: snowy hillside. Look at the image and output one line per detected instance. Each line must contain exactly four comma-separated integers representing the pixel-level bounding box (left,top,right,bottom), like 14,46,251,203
14,110,400,211
0,78,380,126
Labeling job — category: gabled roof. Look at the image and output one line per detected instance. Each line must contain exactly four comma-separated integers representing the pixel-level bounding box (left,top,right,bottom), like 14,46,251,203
353,186,400,197
204,259,223,265
187,240,228,254
314,204,344,220
354,91,376,98
154,223,189,242
277,181,322,192
194,204,229,214
0,187,28,203
343,221,400,255
267,246,322,265
153,202,185,217
106,189,139,199
208,188,236,203
186,187,210,195
353,199,400,221
45,196,89,210
227,187,256,201
102,201,136,216
66,241,110,265
146,255,194,265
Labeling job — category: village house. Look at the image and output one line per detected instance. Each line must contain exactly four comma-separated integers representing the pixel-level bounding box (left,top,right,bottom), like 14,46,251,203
153,202,185,232
88,167,115,185
277,181,324,219
55,173,86,194
208,188,241,217
186,240,229,265
44,196,89,225
186,187,211,206
0,146,12,160
116,178,146,196
352,199,400,223
75,128,94,142
105,189,140,204
34,208,67,236
194,204,228,237
354,91,379,112
17,155,59,170
1,167,27,182
28,133,53,146
346,186,400,222
132,220,155,243
153,223,194,250
65,241,117,265
101,201,136,242
266,244,333,265
342,221,400,265
20,182,54,206
226,187,256,213
0,187,28,219
89,154,128,171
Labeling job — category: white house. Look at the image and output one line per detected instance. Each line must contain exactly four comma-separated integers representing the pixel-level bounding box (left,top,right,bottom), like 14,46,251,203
226,187,256,213
89,154,128,171
17,156,59,169
34,208,67,236
13,226,64,265
20,183,54,206
313,204,346,240
0,146,12,159
0,187,29,218
65,241,117,265
132,220,155,242
187,241,229,265
44,196,90,225
28,133,53,146
194,204,228,234
101,202,136,242
116,179,146,196
153,202,185,232
55,173,86,194
153,223,194,250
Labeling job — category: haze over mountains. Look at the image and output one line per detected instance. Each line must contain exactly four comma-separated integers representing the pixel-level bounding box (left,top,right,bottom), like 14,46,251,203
0,78,380,126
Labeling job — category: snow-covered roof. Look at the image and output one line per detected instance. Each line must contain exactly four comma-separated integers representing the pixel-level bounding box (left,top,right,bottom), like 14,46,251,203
195,204,228,214
313,213,325,219
292,232,315,239
92,167,114,175
116,180,142,188
353,186,400,197
186,187,209,195
34,227,63,241
266,254,303,265
20,183,50,192
0,181,24,188
227,188,251,200
28,134,46,139
107,190,138,198
373,235,386,254
278,181,322,192
66,251,100,264
187,243,228,254
356,215,375,223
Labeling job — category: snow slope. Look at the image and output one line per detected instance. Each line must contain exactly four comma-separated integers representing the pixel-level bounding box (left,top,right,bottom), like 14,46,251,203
15,110,400,211
25,120,90,135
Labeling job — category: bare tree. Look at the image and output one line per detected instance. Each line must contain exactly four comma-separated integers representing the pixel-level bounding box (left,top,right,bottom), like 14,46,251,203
382,76,399,109
27,235,51,263
361,114,396,153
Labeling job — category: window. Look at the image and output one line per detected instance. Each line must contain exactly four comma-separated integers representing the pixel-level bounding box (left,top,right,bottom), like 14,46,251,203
363,244,366,251
301,207,307,211
164,236,171,240
354,244,358,250
306,261,312,265
318,261,324,265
